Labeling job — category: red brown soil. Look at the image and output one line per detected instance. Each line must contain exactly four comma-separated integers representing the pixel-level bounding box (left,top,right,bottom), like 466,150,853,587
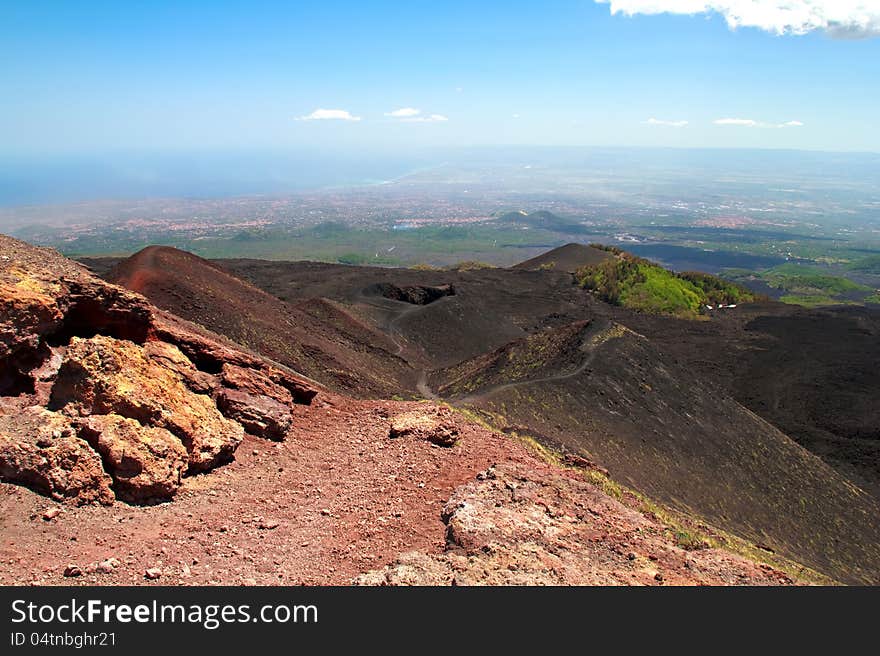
0,394,797,586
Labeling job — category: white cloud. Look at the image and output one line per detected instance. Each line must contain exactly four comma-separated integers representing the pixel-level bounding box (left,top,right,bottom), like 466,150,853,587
714,117,805,127
645,117,689,127
385,107,422,118
401,113,449,123
714,117,759,126
595,1,880,38
297,108,361,121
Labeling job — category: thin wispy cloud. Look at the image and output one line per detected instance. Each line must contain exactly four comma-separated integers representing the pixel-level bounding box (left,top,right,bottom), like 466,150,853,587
596,1,880,38
714,117,805,128
714,117,759,127
645,117,689,127
385,107,421,118
385,108,449,122
402,113,449,123
296,108,361,121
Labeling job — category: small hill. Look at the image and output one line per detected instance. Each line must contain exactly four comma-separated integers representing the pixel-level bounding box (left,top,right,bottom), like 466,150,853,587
576,246,759,317
107,246,414,397
513,242,612,273
496,210,591,234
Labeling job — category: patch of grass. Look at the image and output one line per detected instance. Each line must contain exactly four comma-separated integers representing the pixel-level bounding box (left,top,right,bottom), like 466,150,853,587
447,260,494,271
780,294,849,307
576,247,758,318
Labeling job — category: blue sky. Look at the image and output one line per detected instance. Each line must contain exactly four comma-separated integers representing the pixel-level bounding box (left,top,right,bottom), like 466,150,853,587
2,0,879,155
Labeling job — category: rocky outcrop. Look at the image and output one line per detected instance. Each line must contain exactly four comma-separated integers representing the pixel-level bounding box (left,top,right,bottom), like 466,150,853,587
389,406,459,447
0,234,321,505
0,408,114,506
356,464,796,586
50,335,244,472
78,415,188,503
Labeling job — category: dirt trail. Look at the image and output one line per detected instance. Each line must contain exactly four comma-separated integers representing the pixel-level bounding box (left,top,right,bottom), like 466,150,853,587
354,289,446,399
452,319,617,405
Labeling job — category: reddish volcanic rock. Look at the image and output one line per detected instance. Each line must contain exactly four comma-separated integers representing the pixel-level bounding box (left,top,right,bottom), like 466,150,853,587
215,388,293,441
0,407,114,506
220,364,294,406
50,335,243,472
78,414,188,503
214,364,297,440
389,406,460,447
356,463,797,586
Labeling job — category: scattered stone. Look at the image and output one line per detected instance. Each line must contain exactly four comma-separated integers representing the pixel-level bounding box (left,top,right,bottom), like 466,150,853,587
96,558,120,574
63,565,82,578
144,567,162,580
258,519,280,530
42,507,62,521
389,406,459,447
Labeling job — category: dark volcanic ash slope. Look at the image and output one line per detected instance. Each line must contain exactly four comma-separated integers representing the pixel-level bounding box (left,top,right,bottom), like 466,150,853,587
105,246,413,397
604,302,880,499
220,259,593,367
214,255,880,498
434,318,880,585
512,242,612,273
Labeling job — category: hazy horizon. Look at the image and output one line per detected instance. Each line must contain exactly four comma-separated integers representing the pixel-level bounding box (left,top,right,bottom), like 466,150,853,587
2,144,879,208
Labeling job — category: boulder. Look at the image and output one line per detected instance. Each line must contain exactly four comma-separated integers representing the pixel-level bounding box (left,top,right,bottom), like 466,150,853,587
0,407,114,505
389,406,460,447
78,414,188,503
215,388,293,441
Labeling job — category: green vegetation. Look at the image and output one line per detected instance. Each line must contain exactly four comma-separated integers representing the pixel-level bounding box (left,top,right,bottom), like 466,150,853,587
336,252,400,266
576,247,758,318
779,294,844,307
761,263,870,296
847,254,880,275
866,293,880,304
724,262,874,307
677,271,758,305
446,260,494,271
